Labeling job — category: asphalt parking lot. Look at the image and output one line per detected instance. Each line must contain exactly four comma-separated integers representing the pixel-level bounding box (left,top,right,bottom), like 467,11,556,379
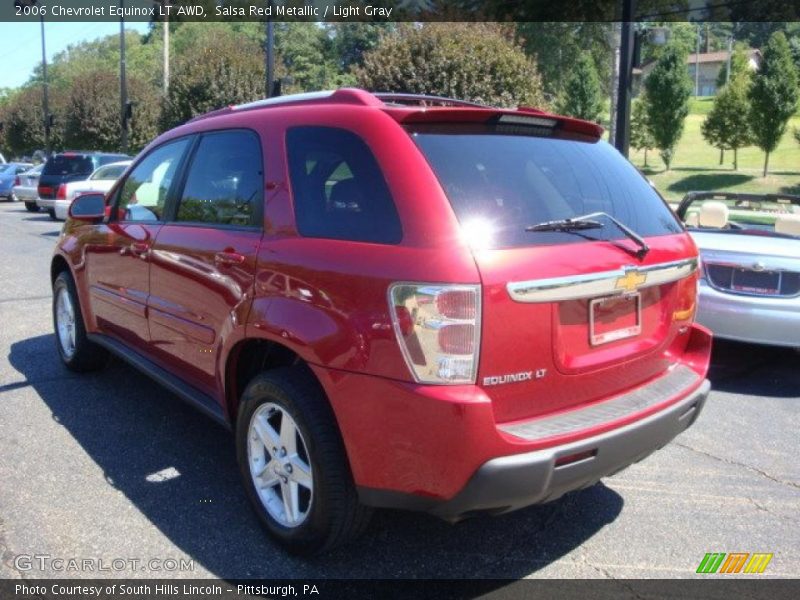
0,200,798,581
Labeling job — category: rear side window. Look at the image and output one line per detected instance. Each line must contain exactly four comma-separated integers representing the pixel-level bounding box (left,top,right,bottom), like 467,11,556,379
286,126,402,244
175,130,263,227
43,155,94,177
412,129,682,249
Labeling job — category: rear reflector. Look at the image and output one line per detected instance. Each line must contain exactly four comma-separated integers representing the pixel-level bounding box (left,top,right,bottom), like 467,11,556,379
554,449,597,468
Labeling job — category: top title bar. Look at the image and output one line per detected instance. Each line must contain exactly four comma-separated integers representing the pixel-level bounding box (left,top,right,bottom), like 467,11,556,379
4,0,800,23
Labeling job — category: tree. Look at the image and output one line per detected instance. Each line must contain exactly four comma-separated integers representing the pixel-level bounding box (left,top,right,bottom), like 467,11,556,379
748,31,799,177
161,27,267,129
644,46,692,170
327,23,395,72
2,86,65,156
715,44,752,89
630,94,655,167
515,23,611,101
63,70,160,154
274,23,342,93
702,75,754,170
794,127,800,146
556,54,603,122
357,23,545,108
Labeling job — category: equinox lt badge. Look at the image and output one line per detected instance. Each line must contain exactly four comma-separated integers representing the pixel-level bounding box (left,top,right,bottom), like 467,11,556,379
483,370,546,386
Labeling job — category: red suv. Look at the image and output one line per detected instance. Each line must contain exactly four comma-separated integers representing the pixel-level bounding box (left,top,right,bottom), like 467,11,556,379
52,89,711,555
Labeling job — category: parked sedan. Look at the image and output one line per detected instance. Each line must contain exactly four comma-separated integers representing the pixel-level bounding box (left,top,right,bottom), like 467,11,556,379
0,162,34,202
53,160,131,220
677,192,800,348
12,164,44,212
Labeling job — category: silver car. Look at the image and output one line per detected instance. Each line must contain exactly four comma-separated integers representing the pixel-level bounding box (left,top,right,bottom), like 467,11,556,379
677,192,800,348
12,163,44,212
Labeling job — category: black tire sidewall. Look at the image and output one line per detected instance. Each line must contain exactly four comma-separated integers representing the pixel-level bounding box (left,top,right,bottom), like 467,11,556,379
25,202,39,212
52,271,104,371
236,371,346,554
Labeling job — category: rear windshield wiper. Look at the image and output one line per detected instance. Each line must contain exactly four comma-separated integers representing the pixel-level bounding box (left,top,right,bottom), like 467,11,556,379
525,218,604,232
526,212,650,259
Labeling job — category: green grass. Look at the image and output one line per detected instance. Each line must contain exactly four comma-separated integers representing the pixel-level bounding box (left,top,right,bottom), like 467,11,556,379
629,112,800,203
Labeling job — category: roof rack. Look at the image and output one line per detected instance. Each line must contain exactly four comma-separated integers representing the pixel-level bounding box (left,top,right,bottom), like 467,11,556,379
372,93,487,108
187,88,554,123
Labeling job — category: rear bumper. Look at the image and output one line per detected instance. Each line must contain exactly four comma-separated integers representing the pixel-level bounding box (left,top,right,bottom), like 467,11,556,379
313,323,713,519
12,186,37,202
697,279,800,348
54,199,71,220
426,380,708,520
37,197,55,210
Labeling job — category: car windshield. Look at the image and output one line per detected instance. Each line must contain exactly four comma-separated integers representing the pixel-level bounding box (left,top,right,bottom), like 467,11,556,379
410,126,682,249
681,196,800,239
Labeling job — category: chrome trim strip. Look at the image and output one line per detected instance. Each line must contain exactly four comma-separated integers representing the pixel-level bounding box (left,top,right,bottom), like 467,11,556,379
499,364,701,441
506,258,698,303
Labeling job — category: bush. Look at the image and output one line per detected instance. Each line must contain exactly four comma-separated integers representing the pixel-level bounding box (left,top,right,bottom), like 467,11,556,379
356,23,545,108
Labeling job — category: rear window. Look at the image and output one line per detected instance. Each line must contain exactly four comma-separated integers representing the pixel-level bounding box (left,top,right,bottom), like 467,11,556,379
43,155,95,177
411,128,682,249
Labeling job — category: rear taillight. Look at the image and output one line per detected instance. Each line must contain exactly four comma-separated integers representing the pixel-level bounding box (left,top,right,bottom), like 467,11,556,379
14,176,20,186
56,184,67,200
673,271,698,322
389,284,481,384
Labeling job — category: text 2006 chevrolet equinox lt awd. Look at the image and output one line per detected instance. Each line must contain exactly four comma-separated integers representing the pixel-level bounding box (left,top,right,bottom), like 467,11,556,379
52,89,711,555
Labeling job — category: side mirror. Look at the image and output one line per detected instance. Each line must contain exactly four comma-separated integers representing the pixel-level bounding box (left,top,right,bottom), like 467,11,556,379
68,193,106,222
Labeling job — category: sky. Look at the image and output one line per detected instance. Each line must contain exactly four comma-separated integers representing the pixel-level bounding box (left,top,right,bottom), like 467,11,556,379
0,21,151,90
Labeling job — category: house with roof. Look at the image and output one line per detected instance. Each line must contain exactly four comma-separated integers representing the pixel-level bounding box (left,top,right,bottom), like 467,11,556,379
634,49,761,96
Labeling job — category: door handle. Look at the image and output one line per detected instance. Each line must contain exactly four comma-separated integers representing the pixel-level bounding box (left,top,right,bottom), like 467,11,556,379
215,251,246,267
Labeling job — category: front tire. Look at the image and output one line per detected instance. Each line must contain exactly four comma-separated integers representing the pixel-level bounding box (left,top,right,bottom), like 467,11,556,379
53,271,108,372
236,367,372,555
24,201,39,213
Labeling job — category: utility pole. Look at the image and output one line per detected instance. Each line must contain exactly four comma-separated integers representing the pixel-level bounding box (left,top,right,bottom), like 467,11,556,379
265,1,275,98
120,0,129,153
694,24,700,97
726,36,733,85
613,0,635,156
163,1,170,95
609,22,621,146
40,14,50,156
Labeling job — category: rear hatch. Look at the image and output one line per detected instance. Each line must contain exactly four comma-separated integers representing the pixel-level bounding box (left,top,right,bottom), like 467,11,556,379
409,116,699,423
38,154,96,200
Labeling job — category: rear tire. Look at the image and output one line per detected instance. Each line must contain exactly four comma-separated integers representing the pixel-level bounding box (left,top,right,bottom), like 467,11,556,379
47,208,56,220
24,201,39,213
53,271,108,372
236,367,372,555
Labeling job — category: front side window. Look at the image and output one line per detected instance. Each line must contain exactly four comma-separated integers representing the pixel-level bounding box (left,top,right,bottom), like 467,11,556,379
116,139,190,222
174,130,263,227
286,126,402,244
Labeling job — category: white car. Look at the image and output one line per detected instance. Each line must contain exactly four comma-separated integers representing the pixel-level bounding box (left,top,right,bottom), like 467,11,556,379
53,161,131,220
677,192,800,348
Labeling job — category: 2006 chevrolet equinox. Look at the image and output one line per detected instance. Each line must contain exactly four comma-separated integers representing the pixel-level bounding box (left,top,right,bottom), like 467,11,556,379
52,89,712,555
